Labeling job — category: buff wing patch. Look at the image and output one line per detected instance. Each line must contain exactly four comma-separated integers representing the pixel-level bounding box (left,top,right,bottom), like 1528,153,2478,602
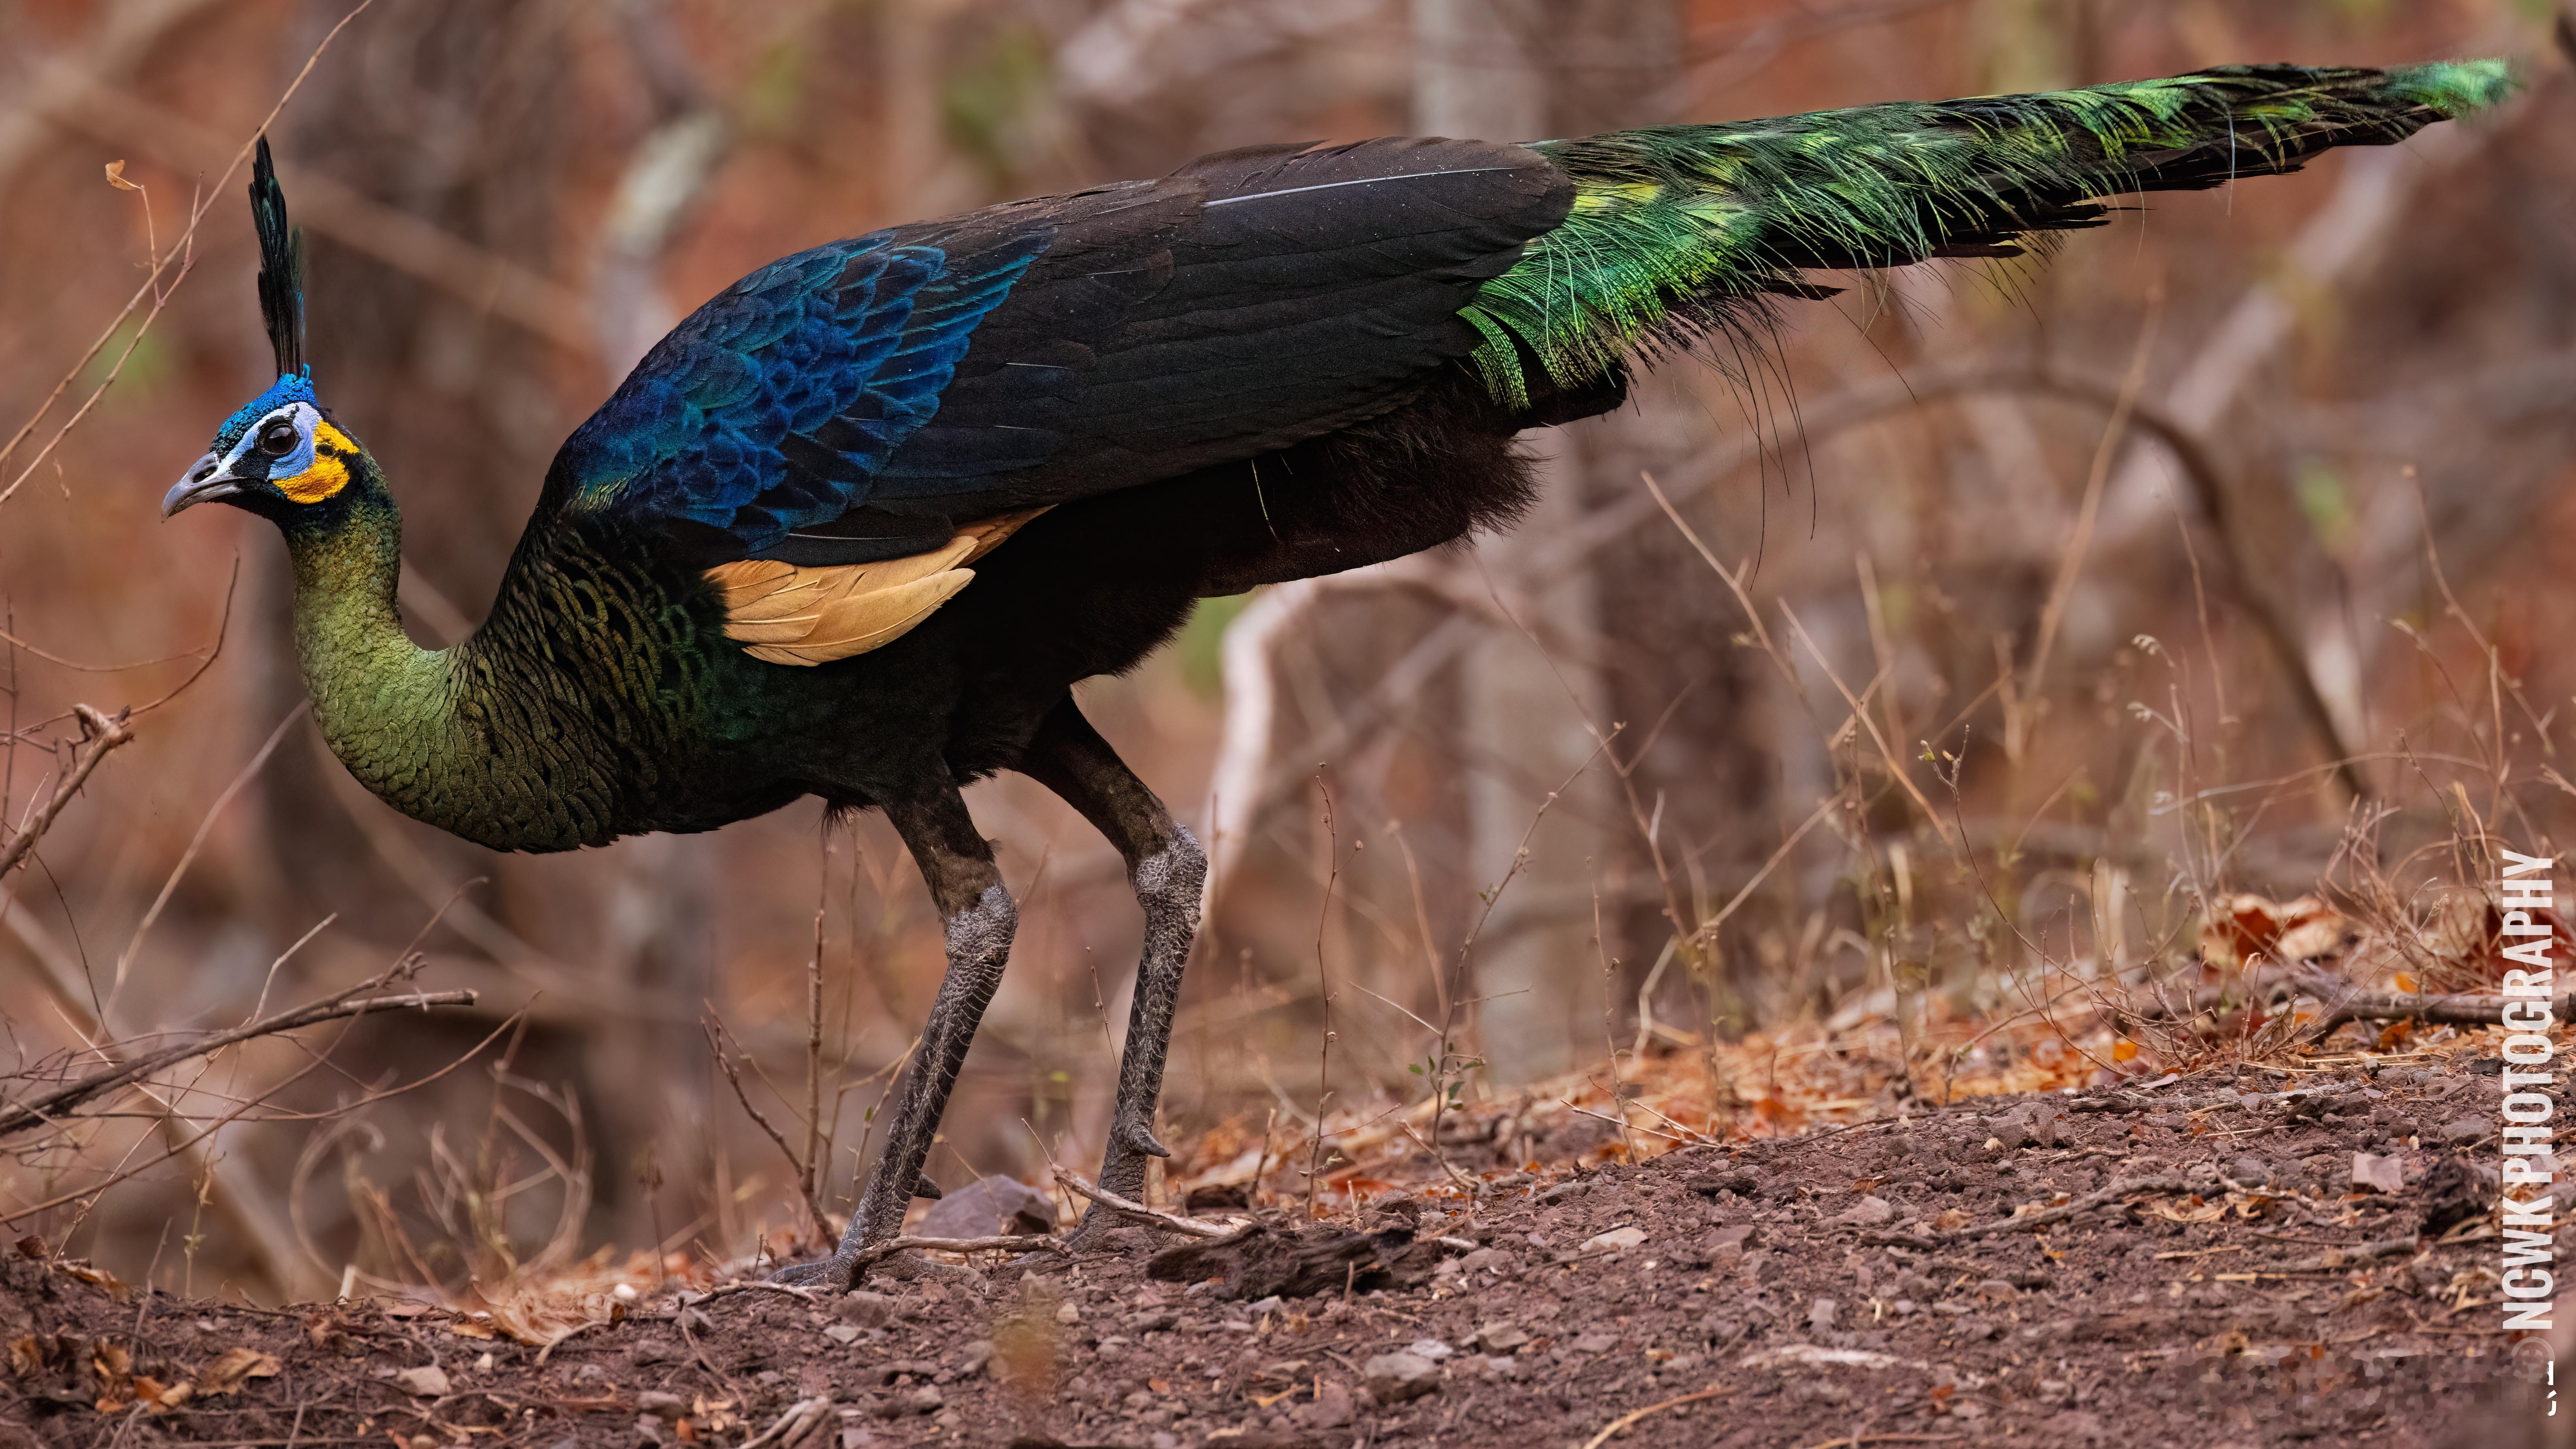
705,509,1045,666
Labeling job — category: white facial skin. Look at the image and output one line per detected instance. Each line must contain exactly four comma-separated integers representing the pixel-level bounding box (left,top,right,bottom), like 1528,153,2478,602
166,401,327,514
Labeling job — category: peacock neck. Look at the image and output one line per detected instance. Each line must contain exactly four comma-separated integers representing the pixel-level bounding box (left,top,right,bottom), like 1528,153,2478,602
282,494,459,807
280,493,625,851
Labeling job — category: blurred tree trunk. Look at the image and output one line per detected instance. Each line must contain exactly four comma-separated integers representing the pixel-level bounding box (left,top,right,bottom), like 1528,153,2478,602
1420,0,1763,1073
1418,0,1688,1081
262,0,714,1252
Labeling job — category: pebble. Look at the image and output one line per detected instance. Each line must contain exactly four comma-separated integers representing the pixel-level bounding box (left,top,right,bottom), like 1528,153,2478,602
1475,1323,1531,1354
837,1292,896,1327
1362,1351,1441,1404
2443,1118,2490,1144
1298,1381,1355,1428
2228,1156,2271,1185
1579,1226,1648,1253
1831,1196,1894,1227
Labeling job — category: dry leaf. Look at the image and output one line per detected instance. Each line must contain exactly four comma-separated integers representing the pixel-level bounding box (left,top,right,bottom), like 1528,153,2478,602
62,1260,130,1301
2143,1196,2229,1225
2111,1039,2139,1063
395,1364,451,1397
199,1347,281,1395
104,160,141,192
2200,894,2350,970
1932,1208,1972,1232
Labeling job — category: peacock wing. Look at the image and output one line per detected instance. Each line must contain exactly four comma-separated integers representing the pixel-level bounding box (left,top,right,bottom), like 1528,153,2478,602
536,138,1570,662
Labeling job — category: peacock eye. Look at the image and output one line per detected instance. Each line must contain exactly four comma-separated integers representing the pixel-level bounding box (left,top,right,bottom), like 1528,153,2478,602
258,420,300,456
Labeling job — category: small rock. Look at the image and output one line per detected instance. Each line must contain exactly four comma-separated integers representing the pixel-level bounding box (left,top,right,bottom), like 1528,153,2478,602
393,1366,450,1398
905,1387,943,1416
1569,1332,1618,1354
1054,1300,1082,1326
1298,1382,1355,1429
956,1340,993,1377
1831,1196,1893,1228
634,1391,685,1419
1457,1247,1515,1277
1579,1226,1647,1254
1809,1298,1838,1336
2352,1153,2406,1194
1362,1352,1441,1404
837,1292,896,1326
1129,1308,1178,1333
1474,1323,1531,1354
1467,1353,1519,1379
913,1174,1056,1240
2228,1156,2271,1185
822,1324,861,1346
2442,1118,2490,1145
1404,1338,1454,1361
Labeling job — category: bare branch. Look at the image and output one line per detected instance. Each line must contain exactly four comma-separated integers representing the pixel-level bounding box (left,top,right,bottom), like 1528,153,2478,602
0,704,132,882
0,984,475,1141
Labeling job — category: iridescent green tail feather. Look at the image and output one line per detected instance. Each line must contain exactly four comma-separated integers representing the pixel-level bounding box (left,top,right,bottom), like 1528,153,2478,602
1464,60,2514,406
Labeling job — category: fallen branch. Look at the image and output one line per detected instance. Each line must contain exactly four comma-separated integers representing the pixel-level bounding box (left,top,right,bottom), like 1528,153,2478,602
2117,974,2574,1035
1862,1174,2192,1250
2305,991,2572,1033
850,1232,1063,1266
1050,1167,1232,1239
0,983,475,1140
2263,1234,2426,1276
0,704,132,882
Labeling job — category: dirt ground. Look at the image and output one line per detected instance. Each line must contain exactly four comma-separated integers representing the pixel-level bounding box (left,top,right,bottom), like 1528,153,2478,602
2,1054,2553,1449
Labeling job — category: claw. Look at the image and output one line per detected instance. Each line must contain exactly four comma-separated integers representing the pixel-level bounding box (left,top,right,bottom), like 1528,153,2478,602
1125,1122,1172,1159
913,1175,942,1201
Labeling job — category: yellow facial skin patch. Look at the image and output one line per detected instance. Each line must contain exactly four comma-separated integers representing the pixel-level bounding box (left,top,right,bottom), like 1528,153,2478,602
277,420,356,504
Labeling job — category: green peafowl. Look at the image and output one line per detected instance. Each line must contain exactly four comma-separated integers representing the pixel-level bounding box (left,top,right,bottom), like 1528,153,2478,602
164,62,2509,1287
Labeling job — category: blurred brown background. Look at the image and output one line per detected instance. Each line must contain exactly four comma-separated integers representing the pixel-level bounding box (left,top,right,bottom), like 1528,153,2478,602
2,0,2570,1302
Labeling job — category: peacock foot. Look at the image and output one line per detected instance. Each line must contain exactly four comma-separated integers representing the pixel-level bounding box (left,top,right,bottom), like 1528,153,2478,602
769,1255,853,1291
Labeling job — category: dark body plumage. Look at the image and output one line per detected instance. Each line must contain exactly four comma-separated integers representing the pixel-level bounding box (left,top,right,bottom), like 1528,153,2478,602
169,63,2508,1283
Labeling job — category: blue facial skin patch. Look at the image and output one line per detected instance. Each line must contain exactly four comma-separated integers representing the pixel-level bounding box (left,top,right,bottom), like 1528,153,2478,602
215,372,316,453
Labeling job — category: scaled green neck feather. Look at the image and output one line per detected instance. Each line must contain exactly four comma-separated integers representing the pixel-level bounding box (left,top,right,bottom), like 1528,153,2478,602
281,487,633,852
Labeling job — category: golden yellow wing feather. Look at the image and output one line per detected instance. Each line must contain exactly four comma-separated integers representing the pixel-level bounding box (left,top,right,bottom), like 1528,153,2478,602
704,508,1046,666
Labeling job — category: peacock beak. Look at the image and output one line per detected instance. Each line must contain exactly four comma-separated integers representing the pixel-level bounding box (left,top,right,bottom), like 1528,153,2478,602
164,452,240,516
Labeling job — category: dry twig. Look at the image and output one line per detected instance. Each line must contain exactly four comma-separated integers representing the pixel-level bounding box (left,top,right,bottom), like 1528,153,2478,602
0,704,132,881
1050,1167,1231,1238
0,982,475,1140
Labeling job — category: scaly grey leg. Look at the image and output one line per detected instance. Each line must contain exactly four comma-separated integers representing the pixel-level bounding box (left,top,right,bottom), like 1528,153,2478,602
1020,698,1205,1244
776,774,1013,1288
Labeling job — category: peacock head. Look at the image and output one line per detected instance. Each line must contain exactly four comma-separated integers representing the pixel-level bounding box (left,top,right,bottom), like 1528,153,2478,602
164,371,380,525
163,136,384,531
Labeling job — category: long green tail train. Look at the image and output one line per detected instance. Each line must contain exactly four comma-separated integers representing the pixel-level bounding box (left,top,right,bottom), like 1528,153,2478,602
1464,60,2516,405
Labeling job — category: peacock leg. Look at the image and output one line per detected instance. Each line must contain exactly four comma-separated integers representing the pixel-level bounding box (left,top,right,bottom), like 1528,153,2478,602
1020,698,1205,1247
776,775,1015,1289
